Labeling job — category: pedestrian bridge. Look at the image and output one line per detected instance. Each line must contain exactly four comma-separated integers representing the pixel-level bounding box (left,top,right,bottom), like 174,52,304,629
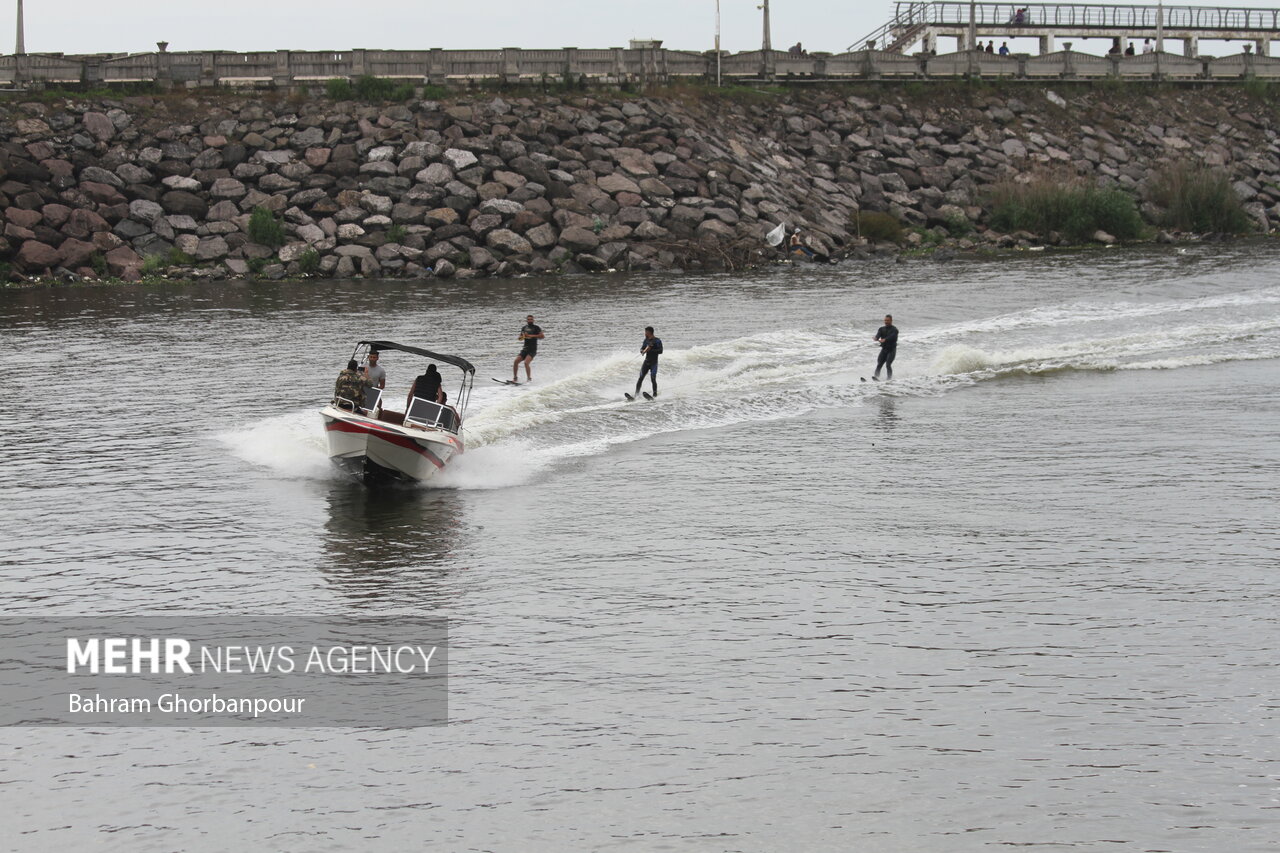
853,2,1280,56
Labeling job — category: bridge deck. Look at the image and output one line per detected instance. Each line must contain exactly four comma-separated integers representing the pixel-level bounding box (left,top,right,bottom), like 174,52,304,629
854,2,1280,55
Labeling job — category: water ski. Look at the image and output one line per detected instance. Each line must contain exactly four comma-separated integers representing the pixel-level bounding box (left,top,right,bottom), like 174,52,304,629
642,392,654,400
493,378,522,386
624,393,635,401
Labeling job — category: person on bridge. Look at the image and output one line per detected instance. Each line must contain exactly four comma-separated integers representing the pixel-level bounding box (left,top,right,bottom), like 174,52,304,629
1142,38,1154,54
999,42,1010,56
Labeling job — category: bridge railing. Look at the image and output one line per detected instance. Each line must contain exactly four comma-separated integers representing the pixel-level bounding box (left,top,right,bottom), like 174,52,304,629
914,2,1280,30
1,46,1276,87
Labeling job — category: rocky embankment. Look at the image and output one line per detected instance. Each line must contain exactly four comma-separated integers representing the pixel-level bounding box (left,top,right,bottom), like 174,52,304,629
1,86,1278,283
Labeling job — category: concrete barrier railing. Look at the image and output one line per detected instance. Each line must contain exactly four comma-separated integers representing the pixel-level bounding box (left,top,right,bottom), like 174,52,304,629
0,46,1269,87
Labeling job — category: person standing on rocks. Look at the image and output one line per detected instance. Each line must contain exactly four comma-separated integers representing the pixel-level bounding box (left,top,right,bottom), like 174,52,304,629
512,314,544,383
872,314,898,381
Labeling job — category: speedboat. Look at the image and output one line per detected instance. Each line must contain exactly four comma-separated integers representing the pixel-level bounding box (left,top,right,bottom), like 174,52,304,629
321,340,475,485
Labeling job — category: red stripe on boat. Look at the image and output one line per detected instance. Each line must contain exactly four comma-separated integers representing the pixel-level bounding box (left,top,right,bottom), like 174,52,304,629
326,419,450,468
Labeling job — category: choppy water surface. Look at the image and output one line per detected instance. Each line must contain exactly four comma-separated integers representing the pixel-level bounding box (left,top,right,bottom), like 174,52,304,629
1,243,1277,851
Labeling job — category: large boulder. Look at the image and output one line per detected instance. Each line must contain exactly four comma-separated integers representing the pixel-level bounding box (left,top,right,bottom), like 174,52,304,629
210,178,247,200
79,181,126,206
442,148,479,170
16,240,60,272
194,236,230,260
128,199,166,225
57,238,98,269
558,226,600,253
80,166,124,187
161,190,208,219
62,209,111,239
104,246,143,279
597,173,642,195
486,229,533,256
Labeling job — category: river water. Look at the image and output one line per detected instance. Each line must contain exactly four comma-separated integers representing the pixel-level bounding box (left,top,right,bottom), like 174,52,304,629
1,243,1277,852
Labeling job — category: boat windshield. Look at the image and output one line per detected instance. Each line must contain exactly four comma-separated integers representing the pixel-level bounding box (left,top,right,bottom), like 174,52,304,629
405,397,460,433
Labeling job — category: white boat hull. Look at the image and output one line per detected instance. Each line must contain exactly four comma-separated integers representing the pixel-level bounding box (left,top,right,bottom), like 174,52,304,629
321,406,462,484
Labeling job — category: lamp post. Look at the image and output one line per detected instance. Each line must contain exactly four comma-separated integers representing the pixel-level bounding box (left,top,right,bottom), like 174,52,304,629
968,0,977,51
715,0,721,87
761,0,772,53
1157,0,1164,52
16,0,25,55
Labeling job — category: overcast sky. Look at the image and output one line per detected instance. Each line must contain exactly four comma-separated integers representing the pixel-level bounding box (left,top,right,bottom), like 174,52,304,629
14,1,1280,57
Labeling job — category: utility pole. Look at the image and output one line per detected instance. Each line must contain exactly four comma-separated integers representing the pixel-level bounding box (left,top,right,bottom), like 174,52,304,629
968,0,976,51
16,0,25,55
1157,0,1164,52
761,0,772,53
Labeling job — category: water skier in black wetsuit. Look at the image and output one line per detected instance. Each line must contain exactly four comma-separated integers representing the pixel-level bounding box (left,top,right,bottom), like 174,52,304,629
873,314,898,380
634,326,663,398
512,314,544,382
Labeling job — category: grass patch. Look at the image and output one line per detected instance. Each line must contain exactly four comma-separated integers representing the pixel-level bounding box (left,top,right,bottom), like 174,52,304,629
296,249,321,275
248,206,285,247
1146,162,1253,234
387,224,408,244
854,211,904,243
987,178,1143,242
354,75,415,102
944,212,973,237
325,78,354,100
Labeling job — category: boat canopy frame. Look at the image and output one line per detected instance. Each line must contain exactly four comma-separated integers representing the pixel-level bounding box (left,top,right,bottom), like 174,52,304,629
352,339,476,415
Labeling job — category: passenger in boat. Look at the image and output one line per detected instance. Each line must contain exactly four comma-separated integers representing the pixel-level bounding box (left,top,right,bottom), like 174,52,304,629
334,360,371,411
512,314,544,382
635,326,663,398
363,349,386,390
872,314,898,381
407,363,445,407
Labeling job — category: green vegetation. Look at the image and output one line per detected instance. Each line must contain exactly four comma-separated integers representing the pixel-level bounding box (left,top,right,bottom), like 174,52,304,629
1146,162,1253,234
324,76,414,101
140,254,168,275
138,249,194,275
89,252,108,277
296,249,321,275
325,78,354,100
354,75,415,101
854,211,904,243
247,257,270,275
944,212,974,237
987,178,1143,242
387,224,408,244
248,206,286,247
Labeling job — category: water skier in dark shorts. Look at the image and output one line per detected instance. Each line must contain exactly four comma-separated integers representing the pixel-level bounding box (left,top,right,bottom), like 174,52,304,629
512,314,544,382
635,326,663,398
873,314,898,380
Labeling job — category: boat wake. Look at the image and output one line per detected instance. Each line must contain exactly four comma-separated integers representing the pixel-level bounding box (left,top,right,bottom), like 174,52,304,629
224,283,1280,489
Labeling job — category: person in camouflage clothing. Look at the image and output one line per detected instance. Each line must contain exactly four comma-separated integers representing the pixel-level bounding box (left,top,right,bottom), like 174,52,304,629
333,360,370,411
